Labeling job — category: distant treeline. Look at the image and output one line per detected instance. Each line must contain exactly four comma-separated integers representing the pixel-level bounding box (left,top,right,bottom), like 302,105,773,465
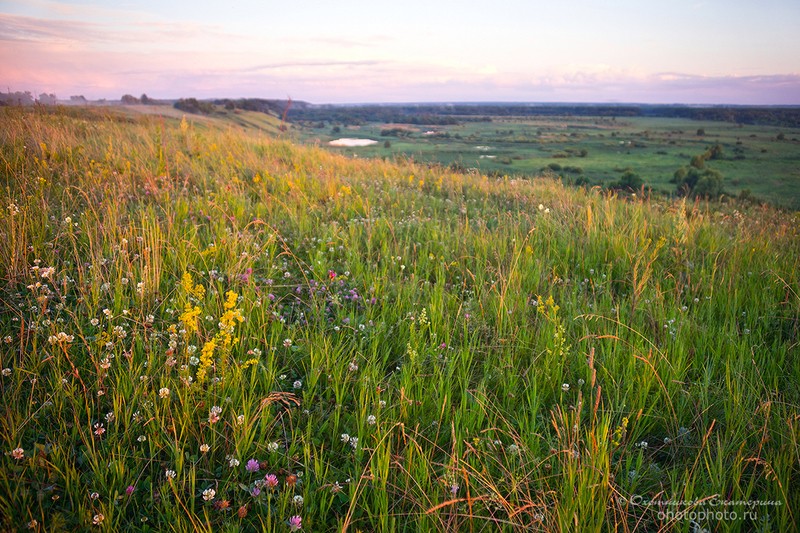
284,103,800,128
211,98,310,116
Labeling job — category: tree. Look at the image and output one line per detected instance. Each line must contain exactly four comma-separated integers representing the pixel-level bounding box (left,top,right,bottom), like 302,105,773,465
673,166,724,199
173,98,214,114
121,94,139,104
38,93,57,105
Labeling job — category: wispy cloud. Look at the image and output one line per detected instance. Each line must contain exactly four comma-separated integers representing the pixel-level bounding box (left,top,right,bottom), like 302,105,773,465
0,13,108,43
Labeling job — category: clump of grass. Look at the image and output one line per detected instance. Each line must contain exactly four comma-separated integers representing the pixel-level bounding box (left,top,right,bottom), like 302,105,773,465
1,105,798,531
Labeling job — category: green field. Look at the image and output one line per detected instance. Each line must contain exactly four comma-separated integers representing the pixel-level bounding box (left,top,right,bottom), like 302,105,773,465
300,115,800,209
1,105,799,531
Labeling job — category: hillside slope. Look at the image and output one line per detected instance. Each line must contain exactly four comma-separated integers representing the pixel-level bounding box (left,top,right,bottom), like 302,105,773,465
1,106,798,531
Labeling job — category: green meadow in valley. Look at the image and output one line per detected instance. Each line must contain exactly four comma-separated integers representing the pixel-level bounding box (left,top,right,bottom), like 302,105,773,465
1,106,798,531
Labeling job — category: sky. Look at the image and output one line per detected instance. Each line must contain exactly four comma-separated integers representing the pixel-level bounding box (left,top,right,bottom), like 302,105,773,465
1,0,799,105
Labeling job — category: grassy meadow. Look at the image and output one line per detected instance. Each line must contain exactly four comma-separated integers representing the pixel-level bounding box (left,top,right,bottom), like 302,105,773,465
303,116,800,209
1,105,799,532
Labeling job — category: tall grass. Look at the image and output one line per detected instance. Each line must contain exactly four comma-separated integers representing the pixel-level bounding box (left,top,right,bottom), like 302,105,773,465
1,105,798,531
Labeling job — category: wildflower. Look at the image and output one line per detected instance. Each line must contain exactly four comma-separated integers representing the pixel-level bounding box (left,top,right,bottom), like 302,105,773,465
348,361,358,372
507,444,520,455
103,309,113,319
251,486,261,497
1,368,11,376
450,483,460,495
158,387,170,398
264,474,279,489
228,457,240,468
165,469,176,480
288,515,302,531
208,405,222,424
293,380,302,390
340,433,351,443
90,318,100,327
48,332,74,345
246,459,260,472
26,519,38,528
92,514,104,525
367,415,376,425
561,383,570,392
237,414,245,425
93,423,105,437
283,338,293,348
197,338,217,384
214,499,230,511
200,443,210,453
11,447,24,460
137,435,146,442
126,485,135,496
237,505,248,518
179,304,202,335
202,488,216,501
90,492,100,500
292,495,303,506
286,474,298,488
267,441,279,453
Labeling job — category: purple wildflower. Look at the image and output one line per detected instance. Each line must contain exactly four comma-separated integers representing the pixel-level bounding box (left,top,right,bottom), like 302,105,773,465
246,459,260,473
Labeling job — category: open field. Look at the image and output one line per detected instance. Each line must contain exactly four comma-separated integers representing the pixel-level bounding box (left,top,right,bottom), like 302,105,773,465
298,115,800,209
1,105,799,531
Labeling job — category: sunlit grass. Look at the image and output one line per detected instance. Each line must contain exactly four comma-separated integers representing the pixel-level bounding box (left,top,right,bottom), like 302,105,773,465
1,105,798,531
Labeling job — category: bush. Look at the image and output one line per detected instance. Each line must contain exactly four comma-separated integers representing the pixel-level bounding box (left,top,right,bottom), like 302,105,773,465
174,98,215,115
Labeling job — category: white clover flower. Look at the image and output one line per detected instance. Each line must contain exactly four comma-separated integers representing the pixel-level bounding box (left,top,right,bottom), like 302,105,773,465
293,495,303,506
228,457,240,468
165,469,176,479
293,380,302,390
367,415,376,425
340,433,350,443
158,387,170,399
200,443,210,453
267,441,279,453
202,488,215,501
